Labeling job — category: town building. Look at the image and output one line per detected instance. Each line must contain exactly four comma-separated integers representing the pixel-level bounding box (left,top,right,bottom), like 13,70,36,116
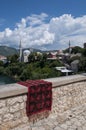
23,50,31,63
71,60,79,73
0,55,7,63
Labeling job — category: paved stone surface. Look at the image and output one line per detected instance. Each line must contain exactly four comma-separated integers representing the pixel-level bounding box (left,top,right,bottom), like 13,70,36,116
12,103,86,130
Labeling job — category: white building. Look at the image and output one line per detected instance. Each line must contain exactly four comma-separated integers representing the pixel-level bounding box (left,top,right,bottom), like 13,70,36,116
23,50,31,63
71,60,79,73
55,66,73,76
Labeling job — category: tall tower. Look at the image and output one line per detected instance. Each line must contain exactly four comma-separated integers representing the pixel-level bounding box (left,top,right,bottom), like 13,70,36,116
19,40,22,62
69,40,71,56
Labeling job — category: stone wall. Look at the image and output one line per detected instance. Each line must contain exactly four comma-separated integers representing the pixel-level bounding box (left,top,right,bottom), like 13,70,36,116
0,95,28,130
52,81,86,123
0,74,86,130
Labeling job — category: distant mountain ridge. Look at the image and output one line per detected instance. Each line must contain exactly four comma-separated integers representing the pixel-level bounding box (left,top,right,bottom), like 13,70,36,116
0,46,42,56
0,46,18,56
0,46,58,57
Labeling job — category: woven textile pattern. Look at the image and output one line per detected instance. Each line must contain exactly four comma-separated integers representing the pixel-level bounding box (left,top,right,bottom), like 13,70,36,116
18,80,52,116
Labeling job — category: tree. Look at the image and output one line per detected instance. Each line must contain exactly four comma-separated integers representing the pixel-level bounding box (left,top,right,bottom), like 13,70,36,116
63,46,83,54
36,53,42,61
71,46,82,54
20,64,33,80
82,48,86,57
28,53,35,62
8,54,19,63
0,61,4,66
0,66,4,74
42,53,47,61
79,57,86,71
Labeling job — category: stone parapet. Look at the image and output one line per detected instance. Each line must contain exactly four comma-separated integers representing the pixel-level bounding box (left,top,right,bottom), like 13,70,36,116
0,83,28,99
0,74,86,130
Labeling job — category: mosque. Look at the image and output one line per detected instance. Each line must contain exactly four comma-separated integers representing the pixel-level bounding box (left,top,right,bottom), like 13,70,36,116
23,50,31,62
19,40,31,63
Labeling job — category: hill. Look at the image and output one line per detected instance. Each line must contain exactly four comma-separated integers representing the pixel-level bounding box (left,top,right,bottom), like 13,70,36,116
0,46,18,56
0,46,42,57
63,46,83,54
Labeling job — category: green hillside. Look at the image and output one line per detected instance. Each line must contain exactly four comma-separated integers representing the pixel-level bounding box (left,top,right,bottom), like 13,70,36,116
0,45,44,57
0,46,18,56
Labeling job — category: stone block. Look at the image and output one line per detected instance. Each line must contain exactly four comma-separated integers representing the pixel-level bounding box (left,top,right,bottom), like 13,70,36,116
20,102,25,110
22,95,27,101
0,107,9,115
0,100,6,108
10,103,20,113
7,96,23,106
3,113,14,122
14,111,21,120
0,116,2,124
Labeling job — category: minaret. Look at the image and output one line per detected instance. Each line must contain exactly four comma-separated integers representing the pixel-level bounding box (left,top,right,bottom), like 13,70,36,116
19,40,22,62
69,40,71,56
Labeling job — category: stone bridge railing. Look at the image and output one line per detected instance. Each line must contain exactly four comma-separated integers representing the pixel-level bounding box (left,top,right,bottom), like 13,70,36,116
0,74,86,130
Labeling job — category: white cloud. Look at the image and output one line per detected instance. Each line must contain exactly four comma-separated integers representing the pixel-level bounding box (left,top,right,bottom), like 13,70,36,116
16,18,26,28
0,13,86,49
4,28,12,37
26,13,48,26
49,14,86,49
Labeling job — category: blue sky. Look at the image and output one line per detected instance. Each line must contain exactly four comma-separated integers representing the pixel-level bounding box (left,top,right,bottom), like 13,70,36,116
0,0,86,50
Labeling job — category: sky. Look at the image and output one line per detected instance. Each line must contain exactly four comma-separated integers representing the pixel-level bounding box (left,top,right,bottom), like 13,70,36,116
0,0,86,50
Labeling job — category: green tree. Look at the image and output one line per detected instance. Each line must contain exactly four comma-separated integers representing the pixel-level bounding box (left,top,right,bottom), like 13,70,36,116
71,46,82,54
42,53,47,61
0,66,4,74
20,64,33,80
36,53,42,61
79,57,86,71
8,54,19,63
28,53,35,62
82,48,86,57
63,46,83,54
0,61,4,66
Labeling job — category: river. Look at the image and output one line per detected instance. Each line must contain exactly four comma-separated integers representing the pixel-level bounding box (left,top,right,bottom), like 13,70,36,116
0,75,16,85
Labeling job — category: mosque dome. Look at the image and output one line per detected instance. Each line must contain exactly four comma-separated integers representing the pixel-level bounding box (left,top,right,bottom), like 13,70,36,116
23,50,31,56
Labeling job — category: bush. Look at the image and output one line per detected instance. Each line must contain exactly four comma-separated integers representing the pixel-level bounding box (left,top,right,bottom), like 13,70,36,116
0,67,4,74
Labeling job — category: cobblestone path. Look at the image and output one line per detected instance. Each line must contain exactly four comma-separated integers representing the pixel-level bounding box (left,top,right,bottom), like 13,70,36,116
13,103,86,130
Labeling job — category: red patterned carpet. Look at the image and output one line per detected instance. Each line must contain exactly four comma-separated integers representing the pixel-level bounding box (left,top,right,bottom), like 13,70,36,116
18,80,52,116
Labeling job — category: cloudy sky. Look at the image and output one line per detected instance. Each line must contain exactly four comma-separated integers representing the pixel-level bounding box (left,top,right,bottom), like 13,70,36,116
0,0,86,50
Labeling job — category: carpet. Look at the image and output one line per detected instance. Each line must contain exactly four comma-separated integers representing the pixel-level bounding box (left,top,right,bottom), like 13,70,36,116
18,80,52,116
